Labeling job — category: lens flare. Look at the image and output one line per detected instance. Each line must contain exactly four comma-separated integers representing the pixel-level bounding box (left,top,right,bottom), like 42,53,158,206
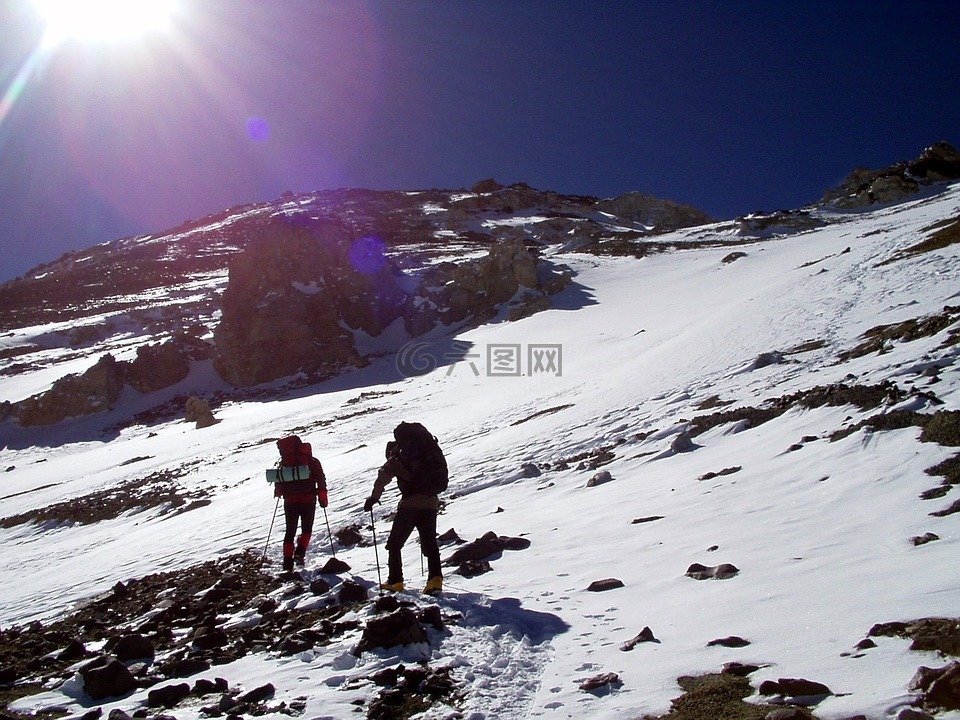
246,117,270,142
349,236,387,274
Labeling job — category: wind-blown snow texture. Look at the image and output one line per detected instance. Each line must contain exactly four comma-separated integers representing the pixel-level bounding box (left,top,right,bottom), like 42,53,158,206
2,183,960,719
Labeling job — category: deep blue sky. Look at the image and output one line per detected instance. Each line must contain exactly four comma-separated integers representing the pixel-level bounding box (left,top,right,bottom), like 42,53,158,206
1,1,958,282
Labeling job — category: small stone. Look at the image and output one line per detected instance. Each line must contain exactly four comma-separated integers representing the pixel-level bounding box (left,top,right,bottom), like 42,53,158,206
579,672,622,693
586,578,624,592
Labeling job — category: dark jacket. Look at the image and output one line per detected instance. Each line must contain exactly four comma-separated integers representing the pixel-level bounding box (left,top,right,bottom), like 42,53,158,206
370,456,439,511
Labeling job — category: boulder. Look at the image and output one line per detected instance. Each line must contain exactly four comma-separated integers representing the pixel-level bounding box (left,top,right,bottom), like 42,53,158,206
587,578,625,592
126,341,190,393
80,655,136,700
596,192,713,232
104,633,154,662
444,531,531,566
355,609,428,654
15,354,125,426
686,563,740,580
579,672,622,694
147,682,191,708
184,396,219,429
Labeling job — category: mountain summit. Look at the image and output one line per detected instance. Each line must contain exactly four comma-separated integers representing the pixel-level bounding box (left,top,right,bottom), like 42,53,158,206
1,144,960,719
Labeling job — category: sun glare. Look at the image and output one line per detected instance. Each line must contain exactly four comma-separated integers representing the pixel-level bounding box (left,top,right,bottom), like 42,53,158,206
34,0,179,45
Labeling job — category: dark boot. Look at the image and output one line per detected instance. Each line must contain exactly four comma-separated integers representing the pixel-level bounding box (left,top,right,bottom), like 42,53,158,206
282,555,294,573
294,546,306,567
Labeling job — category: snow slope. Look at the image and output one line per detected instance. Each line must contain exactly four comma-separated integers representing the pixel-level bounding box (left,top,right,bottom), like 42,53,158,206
2,183,960,719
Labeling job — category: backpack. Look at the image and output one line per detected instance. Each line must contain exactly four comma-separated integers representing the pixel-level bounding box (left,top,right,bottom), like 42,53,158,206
393,421,448,495
268,435,314,483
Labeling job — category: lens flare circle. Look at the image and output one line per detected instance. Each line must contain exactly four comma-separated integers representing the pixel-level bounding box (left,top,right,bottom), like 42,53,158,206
349,236,387,275
246,117,270,142
34,0,179,44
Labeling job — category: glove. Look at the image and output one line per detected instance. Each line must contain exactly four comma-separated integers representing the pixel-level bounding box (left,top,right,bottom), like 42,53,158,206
318,489,328,508
363,497,376,513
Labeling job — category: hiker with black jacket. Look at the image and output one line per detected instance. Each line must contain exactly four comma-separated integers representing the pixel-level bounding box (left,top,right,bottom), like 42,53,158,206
364,422,446,595
274,435,328,572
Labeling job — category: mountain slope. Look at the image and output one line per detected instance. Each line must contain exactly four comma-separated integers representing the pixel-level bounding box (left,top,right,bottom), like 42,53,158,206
1,180,960,719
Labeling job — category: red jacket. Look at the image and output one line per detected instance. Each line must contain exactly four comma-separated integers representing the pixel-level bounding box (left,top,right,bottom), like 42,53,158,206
275,456,328,506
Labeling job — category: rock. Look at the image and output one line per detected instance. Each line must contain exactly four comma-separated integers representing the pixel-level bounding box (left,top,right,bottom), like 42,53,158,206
339,581,367,604
213,221,370,386
912,532,941,547
579,672,622,694
309,578,331,595
723,662,762,677
472,178,504,193
212,219,563,387
621,626,659,650
355,609,428,655
192,678,226,695
184,396,219,429
239,683,275,704
443,531,531,566
192,627,229,650
126,341,191,394
908,141,960,181
520,462,541,478
707,636,751,648
437,528,464,545
162,656,210,677
595,191,712,232
686,562,740,580
586,470,613,487
418,606,444,631
587,578,624,592
105,633,155,661
335,526,364,547
924,662,960,710
897,710,935,720
14,354,125,426
821,142,960,210
147,682,191,708
455,559,492,577
80,655,137,700
765,709,809,720
671,431,699,453
319,557,351,574
60,637,88,661
758,677,832,701
374,595,401,614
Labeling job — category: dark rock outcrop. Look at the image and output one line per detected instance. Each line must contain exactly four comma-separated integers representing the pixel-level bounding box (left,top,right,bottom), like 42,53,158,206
213,219,568,387
821,142,960,210
79,655,137,700
355,609,428,655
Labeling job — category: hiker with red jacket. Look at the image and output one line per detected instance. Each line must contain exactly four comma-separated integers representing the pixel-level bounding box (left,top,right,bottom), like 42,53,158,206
364,422,447,595
274,435,328,572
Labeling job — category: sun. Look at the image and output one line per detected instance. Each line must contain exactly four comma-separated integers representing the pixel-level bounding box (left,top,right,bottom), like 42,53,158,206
34,0,179,46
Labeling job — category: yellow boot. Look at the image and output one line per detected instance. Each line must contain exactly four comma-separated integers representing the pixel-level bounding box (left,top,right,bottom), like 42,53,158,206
423,576,443,595
381,580,405,592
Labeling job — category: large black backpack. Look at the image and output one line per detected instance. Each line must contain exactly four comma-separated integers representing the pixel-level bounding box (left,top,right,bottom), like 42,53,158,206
393,421,448,495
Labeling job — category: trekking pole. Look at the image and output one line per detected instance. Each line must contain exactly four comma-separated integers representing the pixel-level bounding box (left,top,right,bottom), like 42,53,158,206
370,509,383,591
323,506,337,558
260,496,281,565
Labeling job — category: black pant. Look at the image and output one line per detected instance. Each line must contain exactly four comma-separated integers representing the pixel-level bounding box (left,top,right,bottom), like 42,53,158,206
283,501,316,556
385,506,442,582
